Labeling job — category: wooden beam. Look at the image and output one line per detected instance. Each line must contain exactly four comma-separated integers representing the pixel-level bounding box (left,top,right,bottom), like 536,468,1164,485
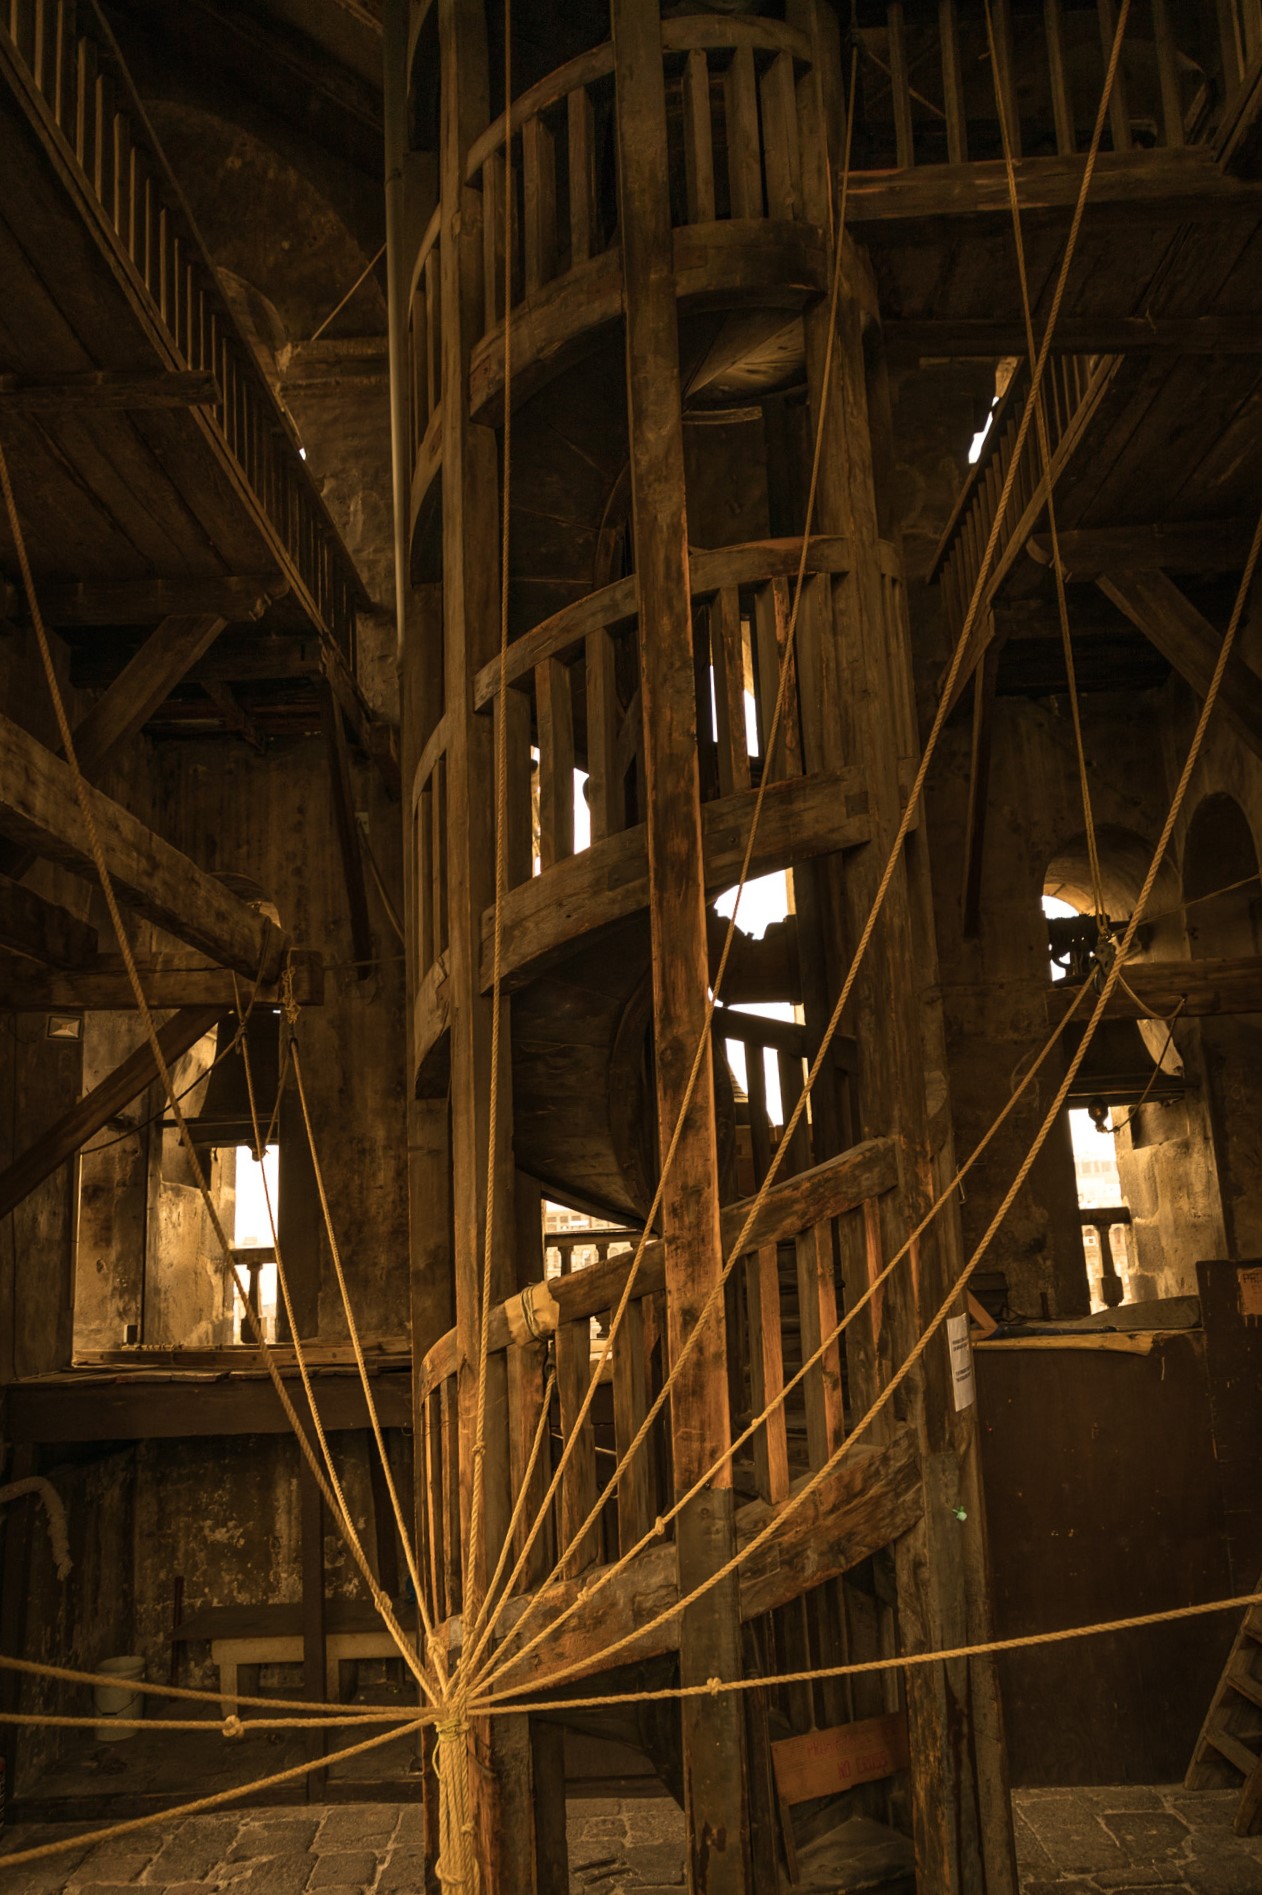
0,1004,223,1220
1048,956,1262,1021
0,576,285,627
202,680,267,753
486,1429,923,1693
889,316,1262,357
1097,570,1262,765
0,706,285,975
70,632,323,691
847,147,1262,227
319,677,375,977
73,616,231,776
0,369,219,414
612,0,749,1879
1027,521,1255,577
0,948,324,1012
0,875,97,967
5,1369,413,1441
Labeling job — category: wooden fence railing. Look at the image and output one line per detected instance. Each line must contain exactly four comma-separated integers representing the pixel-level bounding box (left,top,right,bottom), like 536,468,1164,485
470,537,892,889
932,353,1120,661
852,0,1238,172
1,0,364,659
415,1134,899,1624
405,205,441,477
411,712,449,990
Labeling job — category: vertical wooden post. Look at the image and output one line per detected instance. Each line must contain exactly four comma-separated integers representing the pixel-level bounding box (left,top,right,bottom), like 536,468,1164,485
611,2,749,1887
791,4,1017,1889
432,2,556,1885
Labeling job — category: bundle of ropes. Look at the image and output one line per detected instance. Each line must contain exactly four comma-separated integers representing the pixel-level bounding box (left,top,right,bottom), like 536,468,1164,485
2,1,1261,1887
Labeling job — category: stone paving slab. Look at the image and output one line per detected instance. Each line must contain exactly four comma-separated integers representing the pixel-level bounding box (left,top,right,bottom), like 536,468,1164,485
0,1784,1257,1891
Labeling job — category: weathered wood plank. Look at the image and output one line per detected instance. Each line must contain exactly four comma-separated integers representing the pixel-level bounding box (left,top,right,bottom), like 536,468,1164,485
479,768,870,989
0,1004,223,1219
4,1369,413,1441
1047,956,1262,1021
0,875,97,967
72,615,229,777
0,948,324,1012
0,368,218,412
0,575,284,627
0,706,286,976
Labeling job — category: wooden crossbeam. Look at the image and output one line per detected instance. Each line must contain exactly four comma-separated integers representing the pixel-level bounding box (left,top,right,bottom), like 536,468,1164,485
890,317,1262,358
1097,569,1262,766
74,615,232,775
0,875,97,967
0,706,284,976
0,369,219,414
1048,956,1262,1022
0,948,323,1012
0,576,284,627
1027,520,1254,578
847,148,1262,226
0,1005,224,1220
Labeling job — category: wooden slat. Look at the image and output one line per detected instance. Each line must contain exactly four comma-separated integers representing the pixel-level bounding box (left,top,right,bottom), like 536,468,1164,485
887,4,915,168
760,50,802,220
0,1004,224,1220
795,1219,845,1470
0,707,285,976
611,1298,653,1555
1151,0,1184,148
724,42,763,217
521,113,557,294
710,587,752,796
567,85,599,263
536,657,576,867
938,0,967,164
555,1316,601,1575
681,48,716,222
745,1244,790,1504
584,627,623,842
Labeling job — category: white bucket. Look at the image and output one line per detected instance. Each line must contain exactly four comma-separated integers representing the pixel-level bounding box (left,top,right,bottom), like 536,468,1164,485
93,1654,145,1743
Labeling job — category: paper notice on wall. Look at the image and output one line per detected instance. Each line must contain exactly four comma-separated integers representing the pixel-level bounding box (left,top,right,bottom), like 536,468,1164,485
1239,1266,1262,1322
947,1312,976,1412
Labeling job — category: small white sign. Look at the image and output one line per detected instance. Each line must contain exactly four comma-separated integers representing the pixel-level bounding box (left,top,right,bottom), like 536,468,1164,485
947,1312,976,1413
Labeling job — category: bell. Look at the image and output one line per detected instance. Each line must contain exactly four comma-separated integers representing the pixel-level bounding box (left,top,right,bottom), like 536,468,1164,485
1064,1017,1183,1109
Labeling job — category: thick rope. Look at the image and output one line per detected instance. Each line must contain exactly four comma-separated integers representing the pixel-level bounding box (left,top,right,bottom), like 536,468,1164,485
470,1589,1262,1720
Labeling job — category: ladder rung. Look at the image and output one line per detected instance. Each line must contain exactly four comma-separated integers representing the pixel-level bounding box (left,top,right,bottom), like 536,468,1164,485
1227,1661,1262,1712
1206,1727,1262,1778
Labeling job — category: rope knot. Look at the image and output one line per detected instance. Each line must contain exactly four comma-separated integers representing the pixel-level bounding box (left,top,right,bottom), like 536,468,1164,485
221,1714,244,1739
653,1515,666,1538
705,1675,722,1696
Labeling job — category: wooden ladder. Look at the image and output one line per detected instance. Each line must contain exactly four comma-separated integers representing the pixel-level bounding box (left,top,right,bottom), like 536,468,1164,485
1186,1594,1262,1836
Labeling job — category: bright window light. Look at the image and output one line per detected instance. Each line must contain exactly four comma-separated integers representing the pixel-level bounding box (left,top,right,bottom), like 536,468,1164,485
968,401,996,465
715,869,790,940
234,1144,278,1248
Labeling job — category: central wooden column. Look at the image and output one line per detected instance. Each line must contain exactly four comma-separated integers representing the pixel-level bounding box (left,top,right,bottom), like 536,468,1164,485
611,2,749,1887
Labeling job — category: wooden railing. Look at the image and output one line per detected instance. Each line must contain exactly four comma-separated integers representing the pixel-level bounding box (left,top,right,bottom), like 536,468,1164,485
415,1136,899,1624
852,0,1232,172
1,0,364,659
471,538,887,890
405,205,441,476
411,713,449,990
932,353,1119,657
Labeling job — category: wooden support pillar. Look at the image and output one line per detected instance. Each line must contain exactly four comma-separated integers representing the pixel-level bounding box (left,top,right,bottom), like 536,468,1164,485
792,4,1017,1889
611,2,749,1888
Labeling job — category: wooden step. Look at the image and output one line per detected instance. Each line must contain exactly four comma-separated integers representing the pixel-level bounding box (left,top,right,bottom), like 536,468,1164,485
1206,1726,1261,1779
1227,1658,1262,1713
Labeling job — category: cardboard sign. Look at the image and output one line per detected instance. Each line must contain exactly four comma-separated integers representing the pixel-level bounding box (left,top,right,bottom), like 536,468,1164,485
948,1311,977,1411
772,1712,910,1806
1239,1266,1262,1321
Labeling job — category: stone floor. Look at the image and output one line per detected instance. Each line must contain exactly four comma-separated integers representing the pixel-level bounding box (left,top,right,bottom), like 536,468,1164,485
0,1786,1258,1892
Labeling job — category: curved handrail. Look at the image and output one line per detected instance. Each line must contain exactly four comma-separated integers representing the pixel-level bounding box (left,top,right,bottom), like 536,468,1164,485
407,203,442,305
472,535,904,708
465,42,615,183
416,1135,898,1403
